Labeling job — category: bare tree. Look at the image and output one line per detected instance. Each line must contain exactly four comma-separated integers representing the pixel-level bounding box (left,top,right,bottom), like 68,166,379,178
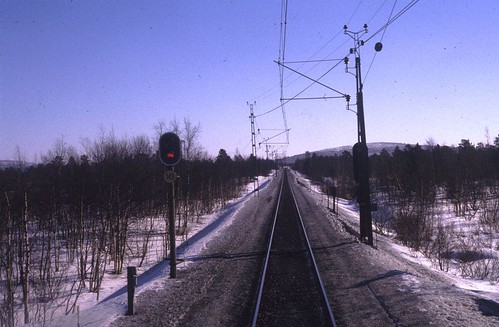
42,136,78,165
182,117,203,160
130,135,152,157
430,221,454,272
1,192,16,327
153,120,167,139
19,190,31,324
168,117,181,136
14,145,27,169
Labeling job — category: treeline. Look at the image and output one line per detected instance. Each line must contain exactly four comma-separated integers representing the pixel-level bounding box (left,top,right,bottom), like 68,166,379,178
0,132,275,326
293,139,499,279
294,139,499,212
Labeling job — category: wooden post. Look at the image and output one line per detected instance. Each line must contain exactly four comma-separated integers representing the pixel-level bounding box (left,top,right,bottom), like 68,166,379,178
127,266,137,315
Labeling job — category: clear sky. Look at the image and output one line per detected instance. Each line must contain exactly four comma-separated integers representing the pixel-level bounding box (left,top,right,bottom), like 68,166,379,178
1,1,498,162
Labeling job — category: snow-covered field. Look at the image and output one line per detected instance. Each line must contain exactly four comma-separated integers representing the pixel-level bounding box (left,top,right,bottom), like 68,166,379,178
31,171,499,326
293,171,499,305
30,175,273,327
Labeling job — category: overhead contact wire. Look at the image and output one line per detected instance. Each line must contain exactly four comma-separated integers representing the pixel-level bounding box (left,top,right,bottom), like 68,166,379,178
364,0,398,83
279,0,290,143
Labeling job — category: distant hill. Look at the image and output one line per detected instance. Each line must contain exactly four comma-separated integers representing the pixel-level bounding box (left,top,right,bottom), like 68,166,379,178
281,142,409,164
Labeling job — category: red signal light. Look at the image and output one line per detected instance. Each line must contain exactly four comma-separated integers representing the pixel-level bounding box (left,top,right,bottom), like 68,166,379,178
159,132,181,166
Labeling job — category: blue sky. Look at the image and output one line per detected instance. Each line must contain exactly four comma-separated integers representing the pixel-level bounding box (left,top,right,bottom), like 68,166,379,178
1,1,498,161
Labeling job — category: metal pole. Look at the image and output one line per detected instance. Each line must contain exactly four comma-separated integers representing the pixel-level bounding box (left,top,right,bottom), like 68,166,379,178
168,167,177,278
355,56,374,245
249,101,260,196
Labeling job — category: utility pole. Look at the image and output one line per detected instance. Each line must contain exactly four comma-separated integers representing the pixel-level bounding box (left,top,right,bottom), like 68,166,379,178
344,24,374,245
248,101,259,194
274,22,378,245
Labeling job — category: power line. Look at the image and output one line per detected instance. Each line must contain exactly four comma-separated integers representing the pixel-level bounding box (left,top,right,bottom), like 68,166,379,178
254,1,420,121
276,60,347,97
255,59,346,118
255,1,358,118
364,0,399,83
278,0,290,144
367,0,391,25
347,0,364,26
364,0,420,44
250,0,289,103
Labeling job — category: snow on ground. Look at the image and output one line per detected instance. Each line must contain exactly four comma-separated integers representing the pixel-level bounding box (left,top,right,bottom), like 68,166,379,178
35,170,499,326
390,241,499,302
291,171,499,305
31,175,273,327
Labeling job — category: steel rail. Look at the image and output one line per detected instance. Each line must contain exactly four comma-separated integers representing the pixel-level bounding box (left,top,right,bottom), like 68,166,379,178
288,173,337,327
251,169,337,326
250,171,285,327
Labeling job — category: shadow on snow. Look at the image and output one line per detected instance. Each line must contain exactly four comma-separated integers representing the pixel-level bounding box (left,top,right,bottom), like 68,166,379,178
101,178,271,304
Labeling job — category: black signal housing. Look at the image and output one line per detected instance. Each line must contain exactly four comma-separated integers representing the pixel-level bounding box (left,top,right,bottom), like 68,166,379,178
159,132,181,166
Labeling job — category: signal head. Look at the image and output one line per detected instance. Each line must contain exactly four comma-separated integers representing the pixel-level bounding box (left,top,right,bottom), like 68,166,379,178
159,132,181,166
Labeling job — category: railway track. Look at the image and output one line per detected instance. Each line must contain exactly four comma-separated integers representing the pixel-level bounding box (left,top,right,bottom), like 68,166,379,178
252,169,336,326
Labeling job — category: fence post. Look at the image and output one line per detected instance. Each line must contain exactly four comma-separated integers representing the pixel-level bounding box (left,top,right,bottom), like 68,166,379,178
127,266,137,315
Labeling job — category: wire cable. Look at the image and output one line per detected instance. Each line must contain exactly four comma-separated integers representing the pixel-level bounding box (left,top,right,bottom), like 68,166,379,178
367,0,390,25
255,1,356,118
364,0,398,83
255,1,420,120
257,59,345,118
249,0,289,102
364,0,419,44
276,60,347,97
279,0,290,143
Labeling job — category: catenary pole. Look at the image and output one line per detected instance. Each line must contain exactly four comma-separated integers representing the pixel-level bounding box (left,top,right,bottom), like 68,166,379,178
345,24,374,245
